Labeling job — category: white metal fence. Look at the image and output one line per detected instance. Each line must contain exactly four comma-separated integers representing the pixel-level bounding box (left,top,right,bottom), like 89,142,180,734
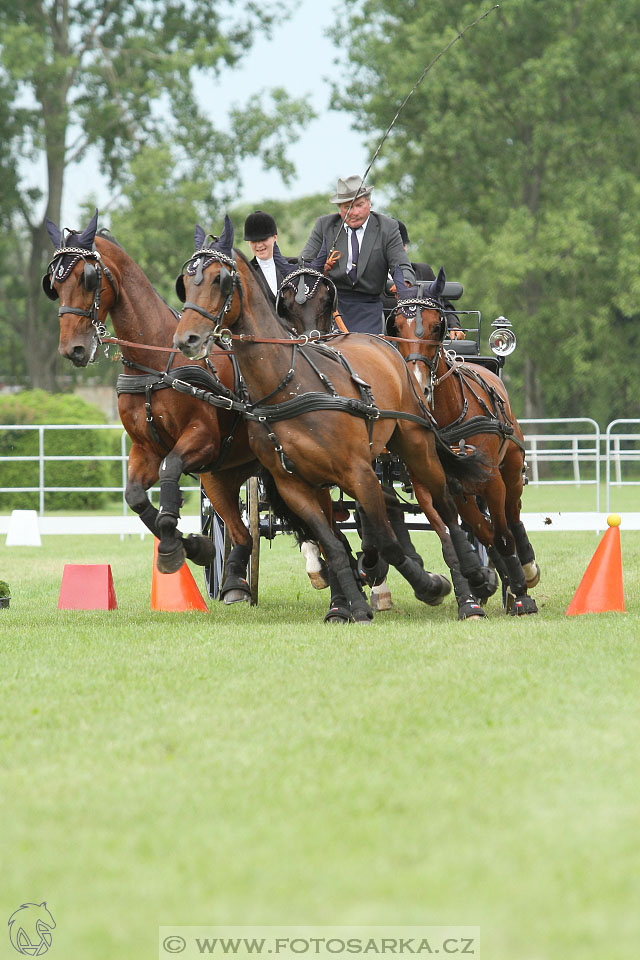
1,418,639,519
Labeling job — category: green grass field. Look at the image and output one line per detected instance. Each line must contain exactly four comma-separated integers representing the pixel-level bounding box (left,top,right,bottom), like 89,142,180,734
1,528,639,960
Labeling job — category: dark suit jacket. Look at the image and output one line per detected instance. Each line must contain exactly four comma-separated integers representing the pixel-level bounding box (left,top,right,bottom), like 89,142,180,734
250,256,289,308
300,212,415,296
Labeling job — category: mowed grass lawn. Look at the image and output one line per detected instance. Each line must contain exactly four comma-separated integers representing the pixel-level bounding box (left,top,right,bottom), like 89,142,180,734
1,527,639,960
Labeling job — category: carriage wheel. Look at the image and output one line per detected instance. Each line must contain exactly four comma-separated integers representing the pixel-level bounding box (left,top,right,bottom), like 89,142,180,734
200,484,231,599
247,475,261,605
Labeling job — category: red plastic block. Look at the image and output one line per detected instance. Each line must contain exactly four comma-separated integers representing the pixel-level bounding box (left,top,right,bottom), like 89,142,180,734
58,564,117,610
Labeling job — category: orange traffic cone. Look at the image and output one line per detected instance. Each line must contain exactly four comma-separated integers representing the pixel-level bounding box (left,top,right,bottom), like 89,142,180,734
150,539,209,612
566,515,626,616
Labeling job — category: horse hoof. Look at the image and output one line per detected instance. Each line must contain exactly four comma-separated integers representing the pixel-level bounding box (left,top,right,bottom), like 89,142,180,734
458,598,487,620
307,567,330,590
324,605,352,624
183,533,215,567
471,566,499,600
222,588,250,605
301,542,330,589
523,561,541,588
220,576,251,604
415,573,451,606
156,541,186,574
371,589,393,612
509,594,538,616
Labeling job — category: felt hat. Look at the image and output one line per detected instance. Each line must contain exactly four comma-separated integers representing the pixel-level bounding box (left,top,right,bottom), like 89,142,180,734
243,210,277,241
329,175,372,204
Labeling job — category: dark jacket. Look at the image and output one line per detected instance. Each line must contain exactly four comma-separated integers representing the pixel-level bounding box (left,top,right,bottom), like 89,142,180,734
300,212,416,296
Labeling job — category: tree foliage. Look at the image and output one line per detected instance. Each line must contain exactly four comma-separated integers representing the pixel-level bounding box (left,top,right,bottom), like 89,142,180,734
330,0,640,420
0,0,312,390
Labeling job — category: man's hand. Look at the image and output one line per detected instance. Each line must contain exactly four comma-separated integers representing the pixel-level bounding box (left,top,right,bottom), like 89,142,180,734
448,328,466,341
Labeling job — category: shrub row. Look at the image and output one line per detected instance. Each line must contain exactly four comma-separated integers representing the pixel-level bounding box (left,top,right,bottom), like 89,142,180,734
0,391,123,510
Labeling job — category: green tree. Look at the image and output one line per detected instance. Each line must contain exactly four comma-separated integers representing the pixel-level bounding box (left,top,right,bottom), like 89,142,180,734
331,0,640,421
0,0,312,391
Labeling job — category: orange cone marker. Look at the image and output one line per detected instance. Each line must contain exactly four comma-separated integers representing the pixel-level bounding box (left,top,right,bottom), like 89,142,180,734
58,564,117,610
566,514,626,616
150,539,209,612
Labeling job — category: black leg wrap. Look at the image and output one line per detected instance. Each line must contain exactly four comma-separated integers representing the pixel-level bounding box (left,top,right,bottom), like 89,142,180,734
220,543,251,602
325,569,353,624
396,557,451,605
227,543,251,569
356,551,389,587
385,490,423,567
504,553,528,598
449,526,496,596
457,596,487,620
510,520,536,565
509,594,538,616
135,500,160,534
486,546,509,583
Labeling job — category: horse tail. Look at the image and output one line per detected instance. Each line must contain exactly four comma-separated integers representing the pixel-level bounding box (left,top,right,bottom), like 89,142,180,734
434,434,491,493
259,468,316,546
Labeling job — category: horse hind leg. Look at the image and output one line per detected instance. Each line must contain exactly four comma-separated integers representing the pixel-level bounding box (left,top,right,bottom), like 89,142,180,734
509,519,540,588
301,540,330,589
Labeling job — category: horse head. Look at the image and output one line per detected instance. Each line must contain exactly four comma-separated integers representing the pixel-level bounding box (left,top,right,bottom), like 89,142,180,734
391,267,448,393
273,241,338,336
174,215,244,359
42,209,119,366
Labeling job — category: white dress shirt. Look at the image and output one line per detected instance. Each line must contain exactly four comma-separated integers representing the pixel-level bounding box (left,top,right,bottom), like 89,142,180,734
257,256,278,295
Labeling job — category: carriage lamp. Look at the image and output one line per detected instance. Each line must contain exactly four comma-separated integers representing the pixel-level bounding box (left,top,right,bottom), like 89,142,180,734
489,316,517,356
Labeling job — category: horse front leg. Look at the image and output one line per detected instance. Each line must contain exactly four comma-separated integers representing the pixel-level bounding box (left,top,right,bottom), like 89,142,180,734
125,443,163,536
155,451,192,573
483,481,538,616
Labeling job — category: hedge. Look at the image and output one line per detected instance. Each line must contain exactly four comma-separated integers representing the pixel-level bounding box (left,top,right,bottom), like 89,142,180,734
0,391,123,511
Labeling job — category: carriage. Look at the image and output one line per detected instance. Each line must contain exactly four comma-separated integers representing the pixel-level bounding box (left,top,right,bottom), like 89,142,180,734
200,285,518,608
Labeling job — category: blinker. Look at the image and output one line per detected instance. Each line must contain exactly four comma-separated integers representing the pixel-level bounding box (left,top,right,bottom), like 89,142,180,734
83,262,98,291
219,266,234,298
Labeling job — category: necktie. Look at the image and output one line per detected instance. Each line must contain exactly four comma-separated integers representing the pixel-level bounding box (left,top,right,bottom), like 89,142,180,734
348,228,359,283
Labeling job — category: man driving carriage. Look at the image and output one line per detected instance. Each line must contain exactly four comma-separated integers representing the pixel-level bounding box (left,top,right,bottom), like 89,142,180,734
300,175,416,335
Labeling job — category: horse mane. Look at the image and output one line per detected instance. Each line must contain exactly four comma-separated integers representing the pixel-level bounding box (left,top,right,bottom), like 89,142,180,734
96,228,180,317
96,227,125,250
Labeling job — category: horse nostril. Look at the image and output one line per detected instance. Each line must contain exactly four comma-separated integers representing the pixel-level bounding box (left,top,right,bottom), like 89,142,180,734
71,346,85,360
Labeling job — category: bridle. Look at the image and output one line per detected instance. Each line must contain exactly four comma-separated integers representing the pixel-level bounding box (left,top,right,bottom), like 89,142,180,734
275,265,338,325
388,295,448,406
176,247,241,351
44,246,119,355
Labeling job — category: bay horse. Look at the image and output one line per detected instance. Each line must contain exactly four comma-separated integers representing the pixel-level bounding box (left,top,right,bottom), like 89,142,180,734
42,210,257,602
391,269,540,615
172,217,495,623
272,245,496,620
